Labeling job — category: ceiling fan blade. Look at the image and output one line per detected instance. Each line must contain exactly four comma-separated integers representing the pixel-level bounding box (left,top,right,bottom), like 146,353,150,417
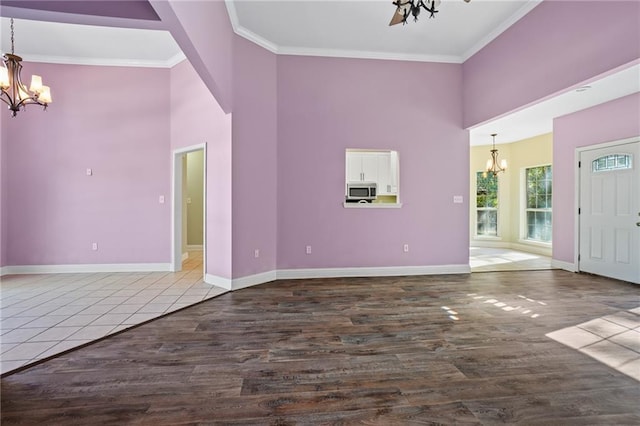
389,8,405,26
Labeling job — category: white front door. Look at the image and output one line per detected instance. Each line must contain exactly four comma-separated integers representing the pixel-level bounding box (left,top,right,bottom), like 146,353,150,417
579,140,640,284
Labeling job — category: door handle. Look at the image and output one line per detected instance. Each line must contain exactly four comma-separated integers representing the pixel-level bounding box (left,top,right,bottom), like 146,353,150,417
637,222,640,227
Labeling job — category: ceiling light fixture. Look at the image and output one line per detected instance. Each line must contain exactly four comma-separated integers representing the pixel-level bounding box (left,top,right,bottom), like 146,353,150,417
389,0,471,26
485,133,507,177
1,18,52,117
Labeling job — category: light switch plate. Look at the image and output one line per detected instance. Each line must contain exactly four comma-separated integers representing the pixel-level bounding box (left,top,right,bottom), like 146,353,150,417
453,195,463,204
86,168,92,176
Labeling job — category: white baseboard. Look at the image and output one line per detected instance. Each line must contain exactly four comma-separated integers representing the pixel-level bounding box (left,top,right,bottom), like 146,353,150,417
470,240,510,249
0,266,7,277
512,242,552,257
204,273,232,290
551,259,577,272
233,270,278,290
186,245,203,251
182,252,189,262
204,271,277,291
1,263,172,276
277,264,471,280
471,241,552,257
1,263,472,287
204,265,469,291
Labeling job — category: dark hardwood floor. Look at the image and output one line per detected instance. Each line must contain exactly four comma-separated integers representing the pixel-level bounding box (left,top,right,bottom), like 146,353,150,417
2,270,639,424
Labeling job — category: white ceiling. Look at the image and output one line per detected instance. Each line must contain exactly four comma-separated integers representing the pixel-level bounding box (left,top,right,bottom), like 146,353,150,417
1,2,638,145
0,17,183,67
227,0,541,63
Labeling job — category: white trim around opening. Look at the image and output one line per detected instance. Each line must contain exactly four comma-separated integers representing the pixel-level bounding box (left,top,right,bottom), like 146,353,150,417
172,143,207,276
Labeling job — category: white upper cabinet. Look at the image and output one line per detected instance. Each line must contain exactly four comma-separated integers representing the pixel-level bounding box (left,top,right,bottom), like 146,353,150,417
389,150,398,194
347,154,365,182
376,152,392,194
346,150,398,195
348,151,379,182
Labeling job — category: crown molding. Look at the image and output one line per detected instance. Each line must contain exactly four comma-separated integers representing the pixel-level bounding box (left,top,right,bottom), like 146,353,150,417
225,0,278,54
225,0,460,63
461,0,543,62
224,0,240,34
18,52,186,68
277,46,462,64
225,0,542,64
235,25,279,54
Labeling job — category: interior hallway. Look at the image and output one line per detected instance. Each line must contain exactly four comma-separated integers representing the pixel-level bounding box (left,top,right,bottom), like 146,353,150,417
0,250,227,375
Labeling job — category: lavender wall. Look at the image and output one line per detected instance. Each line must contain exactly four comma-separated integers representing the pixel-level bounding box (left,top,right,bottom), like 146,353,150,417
232,36,278,278
4,63,171,266
463,1,640,128
152,0,234,113
277,56,468,269
170,59,232,279
2,0,160,21
0,110,6,267
552,93,640,264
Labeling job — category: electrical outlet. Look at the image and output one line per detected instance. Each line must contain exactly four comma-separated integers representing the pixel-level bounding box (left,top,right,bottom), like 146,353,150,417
306,245,312,255
159,195,165,204
254,249,260,258
86,168,92,176
403,244,409,252
92,242,98,251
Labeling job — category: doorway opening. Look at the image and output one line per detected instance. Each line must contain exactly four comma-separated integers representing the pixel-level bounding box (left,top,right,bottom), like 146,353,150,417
469,134,554,272
172,144,207,275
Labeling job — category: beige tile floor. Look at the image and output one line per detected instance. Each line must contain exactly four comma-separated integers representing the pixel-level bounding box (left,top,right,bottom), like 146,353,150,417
470,247,552,272
0,251,228,375
547,307,640,381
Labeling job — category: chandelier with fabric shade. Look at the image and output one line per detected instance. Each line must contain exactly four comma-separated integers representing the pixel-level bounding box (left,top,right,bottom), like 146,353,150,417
1,18,52,117
485,133,507,177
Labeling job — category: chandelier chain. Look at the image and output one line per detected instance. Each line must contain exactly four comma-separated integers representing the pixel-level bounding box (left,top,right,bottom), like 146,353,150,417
10,18,15,55
1,17,52,116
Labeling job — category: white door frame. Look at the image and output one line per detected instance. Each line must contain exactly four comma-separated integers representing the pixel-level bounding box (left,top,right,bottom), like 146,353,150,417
575,136,639,277
172,143,207,274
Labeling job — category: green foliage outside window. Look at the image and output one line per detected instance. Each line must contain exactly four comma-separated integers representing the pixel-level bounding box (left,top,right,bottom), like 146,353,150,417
526,165,552,242
476,172,498,209
476,172,498,236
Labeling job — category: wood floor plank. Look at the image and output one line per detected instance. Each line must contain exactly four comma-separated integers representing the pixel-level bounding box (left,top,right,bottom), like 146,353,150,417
2,270,639,424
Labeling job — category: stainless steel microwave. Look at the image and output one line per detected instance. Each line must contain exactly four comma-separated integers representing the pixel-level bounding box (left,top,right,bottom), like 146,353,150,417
346,182,377,202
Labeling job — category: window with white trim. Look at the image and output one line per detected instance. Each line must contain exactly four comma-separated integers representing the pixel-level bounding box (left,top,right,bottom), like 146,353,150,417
476,171,498,236
525,165,552,243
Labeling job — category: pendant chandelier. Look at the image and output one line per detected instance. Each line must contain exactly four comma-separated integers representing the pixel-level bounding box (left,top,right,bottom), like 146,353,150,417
390,0,471,26
1,18,52,117
485,133,507,177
